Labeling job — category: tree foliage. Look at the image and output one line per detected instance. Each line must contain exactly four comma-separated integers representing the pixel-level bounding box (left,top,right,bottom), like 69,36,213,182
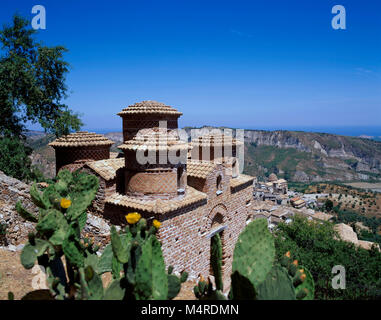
0,14,83,181
0,14,82,137
0,135,45,182
274,216,381,300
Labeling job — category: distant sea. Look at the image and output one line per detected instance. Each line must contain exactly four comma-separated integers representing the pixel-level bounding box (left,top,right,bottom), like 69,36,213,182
89,126,381,141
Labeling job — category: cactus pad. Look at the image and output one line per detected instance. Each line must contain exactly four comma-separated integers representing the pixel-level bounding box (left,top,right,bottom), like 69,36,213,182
294,266,315,300
232,218,275,288
257,265,296,300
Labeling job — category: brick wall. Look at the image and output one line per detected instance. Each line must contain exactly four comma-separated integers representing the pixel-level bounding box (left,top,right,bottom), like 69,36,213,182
103,167,254,293
55,146,110,173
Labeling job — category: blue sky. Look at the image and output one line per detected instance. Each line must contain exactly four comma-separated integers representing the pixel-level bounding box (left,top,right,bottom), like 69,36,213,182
1,0,381,133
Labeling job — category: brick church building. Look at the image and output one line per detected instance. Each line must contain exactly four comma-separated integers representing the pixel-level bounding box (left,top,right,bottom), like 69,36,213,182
50,100,254,290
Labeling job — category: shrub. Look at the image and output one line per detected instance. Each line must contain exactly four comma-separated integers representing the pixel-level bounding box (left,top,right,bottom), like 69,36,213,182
274,216,381,299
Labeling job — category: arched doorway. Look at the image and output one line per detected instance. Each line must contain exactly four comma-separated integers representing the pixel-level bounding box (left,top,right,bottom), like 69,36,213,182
207,205,228,287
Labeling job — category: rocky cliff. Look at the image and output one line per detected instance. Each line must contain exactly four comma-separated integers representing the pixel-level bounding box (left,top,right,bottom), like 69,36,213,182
243,130,381,182
28,129,381,182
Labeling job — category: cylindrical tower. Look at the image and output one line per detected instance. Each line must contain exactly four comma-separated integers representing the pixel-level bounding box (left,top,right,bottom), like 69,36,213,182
190,134,243,178
49,131,114,174
117,101,189,200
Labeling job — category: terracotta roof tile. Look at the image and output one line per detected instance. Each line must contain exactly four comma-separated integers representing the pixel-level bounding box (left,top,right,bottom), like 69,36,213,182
118,127,189,152
187,160,217,179
86,158,124,181
191,134,244,147
117,100,182,116
230,174,254,189
49,131,114,147
105,187,207,214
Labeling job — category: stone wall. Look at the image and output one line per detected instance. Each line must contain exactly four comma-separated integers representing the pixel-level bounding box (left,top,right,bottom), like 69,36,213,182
0,171,36,246
0,170,113,249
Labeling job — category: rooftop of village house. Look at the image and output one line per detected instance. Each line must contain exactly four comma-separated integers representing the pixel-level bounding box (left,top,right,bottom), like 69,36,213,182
49,131,114,147
268,173,278,182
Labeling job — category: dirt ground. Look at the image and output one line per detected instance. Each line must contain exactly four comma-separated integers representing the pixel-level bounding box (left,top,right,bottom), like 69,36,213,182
0,248,196,300
0,248,36,300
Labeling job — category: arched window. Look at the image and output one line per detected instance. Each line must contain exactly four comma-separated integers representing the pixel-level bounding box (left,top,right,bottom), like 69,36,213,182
232,160,238,178
216,174,222,193
177,166,185,193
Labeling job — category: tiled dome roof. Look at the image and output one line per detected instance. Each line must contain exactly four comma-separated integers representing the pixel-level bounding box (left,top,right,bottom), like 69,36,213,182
268,173,278,182
191,134,244,147
49,131,114,147
117,100,182,116
118,128,189,151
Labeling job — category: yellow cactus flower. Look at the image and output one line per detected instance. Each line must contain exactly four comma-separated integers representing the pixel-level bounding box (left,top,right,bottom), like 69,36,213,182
60,198,71,209
299,269,304,273
285,251,291,258
153,219,161,229
301,273,307,282
292,260,298,266
125,212,141,224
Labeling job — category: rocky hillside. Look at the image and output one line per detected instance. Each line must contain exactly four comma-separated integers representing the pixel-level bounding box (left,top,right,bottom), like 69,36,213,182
27,129,381,183
243,130,381,182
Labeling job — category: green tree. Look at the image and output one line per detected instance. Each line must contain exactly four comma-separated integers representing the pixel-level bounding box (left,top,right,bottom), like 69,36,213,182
325,199,334,212
0,14,82,137
0,14,82,180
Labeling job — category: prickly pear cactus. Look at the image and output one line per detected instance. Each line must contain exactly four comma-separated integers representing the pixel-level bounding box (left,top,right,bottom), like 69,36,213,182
193,277,226,300
256,265,296,300
229,271,257,300
211,233,223,291
167,266,188,300
294,266,315,300
16,169,102,300
135,235,168,300
195,218,316,301
280,252,315,300
232,218,275,288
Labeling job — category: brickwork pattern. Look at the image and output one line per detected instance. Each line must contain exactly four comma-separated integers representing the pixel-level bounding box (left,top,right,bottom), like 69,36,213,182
125,170,178,198
55,146,110,173
103,164,254,293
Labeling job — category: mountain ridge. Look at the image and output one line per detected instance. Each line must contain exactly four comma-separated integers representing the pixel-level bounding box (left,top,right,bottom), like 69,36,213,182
25,128,381,182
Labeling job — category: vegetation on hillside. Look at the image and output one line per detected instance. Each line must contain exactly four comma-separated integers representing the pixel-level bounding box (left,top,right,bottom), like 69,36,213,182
242,130,381,182
244,144,316,181
0,136,45,182
305,183,381,217
274,216,381,300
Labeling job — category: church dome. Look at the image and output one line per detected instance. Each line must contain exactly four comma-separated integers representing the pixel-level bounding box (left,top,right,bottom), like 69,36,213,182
117,100,182,116
268,173,278,182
